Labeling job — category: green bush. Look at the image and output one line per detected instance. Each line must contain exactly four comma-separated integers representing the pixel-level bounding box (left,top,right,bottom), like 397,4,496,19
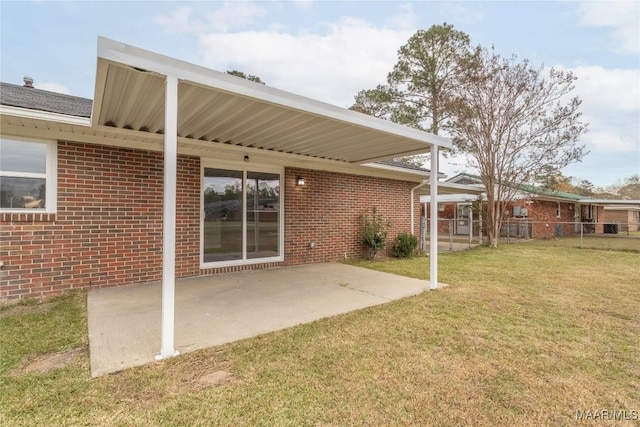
392,232,418,258
359,207,391,260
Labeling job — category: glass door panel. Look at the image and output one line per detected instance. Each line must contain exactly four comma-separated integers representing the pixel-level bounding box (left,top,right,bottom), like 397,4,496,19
246,171,280,259
203,168,243,262
456,204,471,235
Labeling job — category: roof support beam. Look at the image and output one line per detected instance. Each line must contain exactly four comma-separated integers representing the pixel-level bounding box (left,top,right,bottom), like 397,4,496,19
430,144,439,290
156,74,179,361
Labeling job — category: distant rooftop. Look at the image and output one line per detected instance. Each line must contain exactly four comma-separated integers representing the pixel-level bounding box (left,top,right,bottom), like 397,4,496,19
376,159,430,173
446,172,591,201
0,82,92,118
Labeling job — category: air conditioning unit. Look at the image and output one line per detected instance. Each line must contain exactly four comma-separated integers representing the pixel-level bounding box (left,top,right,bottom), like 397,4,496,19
520,208,528,217
513,206,521,216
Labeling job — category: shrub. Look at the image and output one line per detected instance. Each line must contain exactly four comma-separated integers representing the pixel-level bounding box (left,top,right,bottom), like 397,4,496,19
359,207,391,260
392,232,418,258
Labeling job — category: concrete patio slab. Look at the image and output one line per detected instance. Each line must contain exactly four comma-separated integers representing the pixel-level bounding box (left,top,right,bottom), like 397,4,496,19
88,263,442,377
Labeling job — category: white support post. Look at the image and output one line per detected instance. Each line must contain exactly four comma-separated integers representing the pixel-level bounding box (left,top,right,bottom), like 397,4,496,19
410,189,415,235
469,208,473,248
410,182,427,236
156,75,179,361
429,144,438,290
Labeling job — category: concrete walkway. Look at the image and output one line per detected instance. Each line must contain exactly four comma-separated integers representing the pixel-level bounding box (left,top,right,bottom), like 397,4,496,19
88,263,439,377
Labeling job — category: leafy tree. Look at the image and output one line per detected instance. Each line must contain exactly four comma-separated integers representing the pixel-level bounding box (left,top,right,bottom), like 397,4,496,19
386,23,478,135
606,175,640,199
451,47,588,247
350,85,397,121
537,167,594,196
573,179,595,197
350,23,477,166
226,70,265,85
537,166,574,192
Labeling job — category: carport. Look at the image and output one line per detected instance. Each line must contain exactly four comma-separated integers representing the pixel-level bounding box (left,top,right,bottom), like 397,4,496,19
93,37,452,363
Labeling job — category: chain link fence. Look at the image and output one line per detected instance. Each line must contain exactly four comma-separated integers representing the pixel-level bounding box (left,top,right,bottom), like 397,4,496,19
421,218,640,252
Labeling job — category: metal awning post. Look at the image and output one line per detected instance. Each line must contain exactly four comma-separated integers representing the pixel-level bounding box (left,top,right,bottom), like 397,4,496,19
429,144,438,290
156,74,179,361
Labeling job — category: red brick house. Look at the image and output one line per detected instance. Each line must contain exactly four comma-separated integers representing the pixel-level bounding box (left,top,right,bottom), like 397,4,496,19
1,38,457,311
421,173,606,239
601,202,640,232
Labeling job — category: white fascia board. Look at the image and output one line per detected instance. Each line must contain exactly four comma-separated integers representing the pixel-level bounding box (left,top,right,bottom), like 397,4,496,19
584,199,640,205
604,205,640,211
420,194,483,203
415,181,485,199
416,181,486,197
0,105,91,127
362,162,434,177
96,37,452,150
438,182,485,194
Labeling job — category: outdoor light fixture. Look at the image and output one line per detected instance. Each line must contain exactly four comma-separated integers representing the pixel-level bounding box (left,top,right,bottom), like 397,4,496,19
297,177,305,186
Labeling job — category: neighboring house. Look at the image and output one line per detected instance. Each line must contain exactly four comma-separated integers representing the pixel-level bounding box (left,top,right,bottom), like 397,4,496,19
421,173,606,238
0,38,456,299
600,201,640,232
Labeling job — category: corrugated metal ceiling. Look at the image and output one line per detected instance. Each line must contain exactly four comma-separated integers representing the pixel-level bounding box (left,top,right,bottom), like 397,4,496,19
94,55,447,164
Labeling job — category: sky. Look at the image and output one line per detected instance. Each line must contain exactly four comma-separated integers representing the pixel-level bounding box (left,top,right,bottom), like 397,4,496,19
1,1,638,187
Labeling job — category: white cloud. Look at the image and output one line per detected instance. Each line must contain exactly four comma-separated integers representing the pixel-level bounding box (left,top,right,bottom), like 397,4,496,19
571,65,640,114
197,17,413,106
385,3,419,31
581,128,638,152
154,2,267,35
438,2,484,25
577,1,640,54
36,82,71,95
292,0,314,10
154,6,201,34
556,65,640,154
204,2,267,33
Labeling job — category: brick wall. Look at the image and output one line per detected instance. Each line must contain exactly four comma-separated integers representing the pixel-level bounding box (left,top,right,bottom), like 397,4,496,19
423,202,457,234
284,167,420,264
0,141,202,298
602,209,640,232
525,200,575,238
1,142,420,299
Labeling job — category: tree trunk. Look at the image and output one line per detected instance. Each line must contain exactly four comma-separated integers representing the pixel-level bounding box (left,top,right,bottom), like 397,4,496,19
485,200,501,248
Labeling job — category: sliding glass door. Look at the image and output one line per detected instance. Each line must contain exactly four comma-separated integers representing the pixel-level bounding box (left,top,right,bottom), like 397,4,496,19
202,165,281,266
246,172,280,259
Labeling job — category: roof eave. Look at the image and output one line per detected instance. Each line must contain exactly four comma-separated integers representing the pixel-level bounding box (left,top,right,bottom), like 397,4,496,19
0,105,91,127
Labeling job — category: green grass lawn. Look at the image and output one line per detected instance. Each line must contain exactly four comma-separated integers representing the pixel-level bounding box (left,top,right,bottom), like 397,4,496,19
1,242,639,426
531,235,640,252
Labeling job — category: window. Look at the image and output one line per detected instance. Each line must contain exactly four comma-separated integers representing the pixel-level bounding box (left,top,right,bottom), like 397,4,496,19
202,163,282,267
556,202,561,218
0,138,56,212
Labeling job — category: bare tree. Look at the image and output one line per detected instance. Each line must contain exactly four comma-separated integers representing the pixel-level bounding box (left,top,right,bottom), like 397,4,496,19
452,47,589,247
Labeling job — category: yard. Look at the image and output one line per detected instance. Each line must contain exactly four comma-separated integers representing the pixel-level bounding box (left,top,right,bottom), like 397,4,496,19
1,242,638,426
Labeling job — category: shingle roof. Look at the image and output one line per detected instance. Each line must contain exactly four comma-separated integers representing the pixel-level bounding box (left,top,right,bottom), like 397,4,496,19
446,172,592,201
0,82,92,118
517,184,588,201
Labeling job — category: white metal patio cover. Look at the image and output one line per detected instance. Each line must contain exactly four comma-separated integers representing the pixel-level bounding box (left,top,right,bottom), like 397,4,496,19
94,37,453,360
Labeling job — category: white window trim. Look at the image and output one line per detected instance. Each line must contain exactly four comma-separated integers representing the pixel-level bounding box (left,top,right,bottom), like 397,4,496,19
556,202,561,218
200,159,284,269
0,137,57,214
